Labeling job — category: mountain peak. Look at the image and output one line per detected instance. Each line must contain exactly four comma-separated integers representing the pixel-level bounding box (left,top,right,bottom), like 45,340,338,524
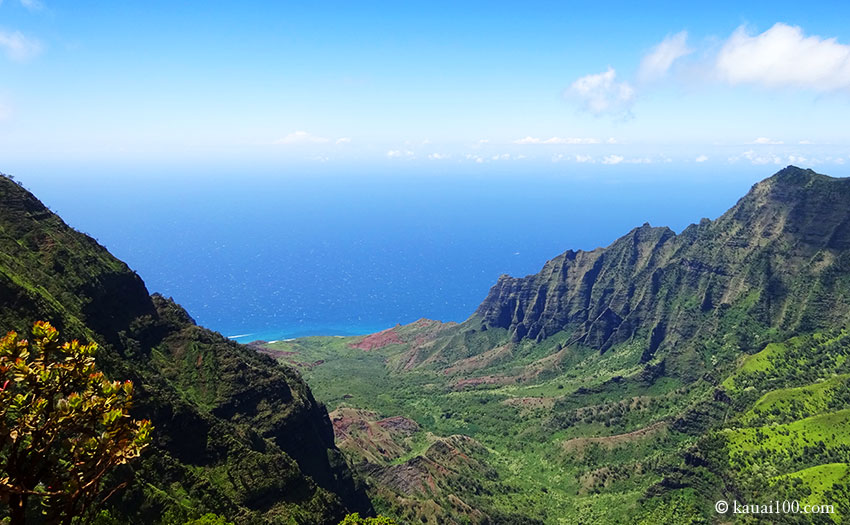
770,165,820,184
727,166,850,229
471,167,850,371
760,165,848,191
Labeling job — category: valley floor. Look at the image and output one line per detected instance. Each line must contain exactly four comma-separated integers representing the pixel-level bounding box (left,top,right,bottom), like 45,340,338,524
256,324,850,524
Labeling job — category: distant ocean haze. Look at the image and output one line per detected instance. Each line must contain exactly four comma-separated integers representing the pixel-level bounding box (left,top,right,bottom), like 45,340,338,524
23,166,761,342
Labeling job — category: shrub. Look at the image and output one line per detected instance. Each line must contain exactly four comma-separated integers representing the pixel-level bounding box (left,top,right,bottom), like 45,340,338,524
0,322,152,524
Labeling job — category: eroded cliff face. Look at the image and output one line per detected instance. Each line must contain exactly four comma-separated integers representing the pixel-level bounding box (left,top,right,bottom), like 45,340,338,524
0,175,372,523
476,223,677,346
474,167,850,369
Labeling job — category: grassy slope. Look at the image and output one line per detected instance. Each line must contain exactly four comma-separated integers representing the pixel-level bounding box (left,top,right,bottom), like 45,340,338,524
261,325,704,524
641,330,850,524
260,324,850,524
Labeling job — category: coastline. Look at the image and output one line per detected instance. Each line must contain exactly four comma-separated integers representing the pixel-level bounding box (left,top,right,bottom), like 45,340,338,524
225,324,391,344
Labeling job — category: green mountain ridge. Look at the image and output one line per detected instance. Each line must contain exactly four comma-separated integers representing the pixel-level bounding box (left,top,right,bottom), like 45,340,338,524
264,166,850,524
474,166,850,372
0,174,372,524
3,166,850,524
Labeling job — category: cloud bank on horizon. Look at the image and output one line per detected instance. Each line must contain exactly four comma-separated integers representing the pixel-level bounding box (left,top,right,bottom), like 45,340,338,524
3,2,850,170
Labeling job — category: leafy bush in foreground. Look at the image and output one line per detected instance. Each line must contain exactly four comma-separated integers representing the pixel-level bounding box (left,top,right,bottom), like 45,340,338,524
0,322,152,524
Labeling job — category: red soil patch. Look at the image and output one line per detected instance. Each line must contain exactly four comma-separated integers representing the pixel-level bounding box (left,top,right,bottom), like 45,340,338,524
329,408,420,464
442,344,512,375
377,415,420,434
349,326,403,350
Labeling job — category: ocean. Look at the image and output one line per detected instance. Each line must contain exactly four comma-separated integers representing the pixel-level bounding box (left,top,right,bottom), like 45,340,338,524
20,164,764,342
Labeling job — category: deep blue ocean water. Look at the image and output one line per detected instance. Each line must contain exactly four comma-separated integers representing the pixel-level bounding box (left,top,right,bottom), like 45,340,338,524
17,164,774,342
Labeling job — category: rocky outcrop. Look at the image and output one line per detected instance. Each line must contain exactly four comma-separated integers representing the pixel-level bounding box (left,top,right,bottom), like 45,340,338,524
474,167,850,370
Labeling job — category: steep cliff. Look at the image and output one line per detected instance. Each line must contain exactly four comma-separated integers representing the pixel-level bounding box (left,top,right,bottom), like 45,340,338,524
0,174,372,524
473,167,850,372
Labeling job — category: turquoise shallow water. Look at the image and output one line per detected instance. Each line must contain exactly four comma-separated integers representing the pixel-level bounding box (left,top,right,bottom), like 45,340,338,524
225,324,392,344
20,165,766,340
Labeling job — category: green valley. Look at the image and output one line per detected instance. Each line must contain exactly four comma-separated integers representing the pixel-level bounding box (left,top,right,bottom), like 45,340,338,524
258,167,850,524
2,166,850,524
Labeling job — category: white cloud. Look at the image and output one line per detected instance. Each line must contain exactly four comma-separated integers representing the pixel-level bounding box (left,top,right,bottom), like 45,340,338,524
19,0,44,10
565,23,850,124
716,23,850,91
575,154,594,163
514,136,600,145
428,153,447,160
491,153,511,160
601,154,624,165
638,31,692,82
625,157,652,164
0,30,42,62
799,140,814,144
465,154,484,164
750,137,783,145
567,67,635,116
730,149,783,165
387,149,414,158
335,137,351,144
274,131,329,144
545,137,599,144
477,139,489,143
787,154,808,164
552,154,564,162
695,154,709,162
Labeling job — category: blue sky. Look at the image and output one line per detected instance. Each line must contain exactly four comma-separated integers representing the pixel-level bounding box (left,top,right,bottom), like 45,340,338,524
3,1,850,173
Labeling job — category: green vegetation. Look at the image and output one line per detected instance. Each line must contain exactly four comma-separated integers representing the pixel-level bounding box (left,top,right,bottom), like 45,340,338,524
4,166,850,523
0,322,151,525
182,513,236,525
643,329,850,524
266,326,701,524
338,513,398,524
0,174,371,523
272,316,850,523
263,167,850,524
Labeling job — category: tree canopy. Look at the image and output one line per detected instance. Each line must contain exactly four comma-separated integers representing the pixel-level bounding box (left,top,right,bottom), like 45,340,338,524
338,513,399,525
